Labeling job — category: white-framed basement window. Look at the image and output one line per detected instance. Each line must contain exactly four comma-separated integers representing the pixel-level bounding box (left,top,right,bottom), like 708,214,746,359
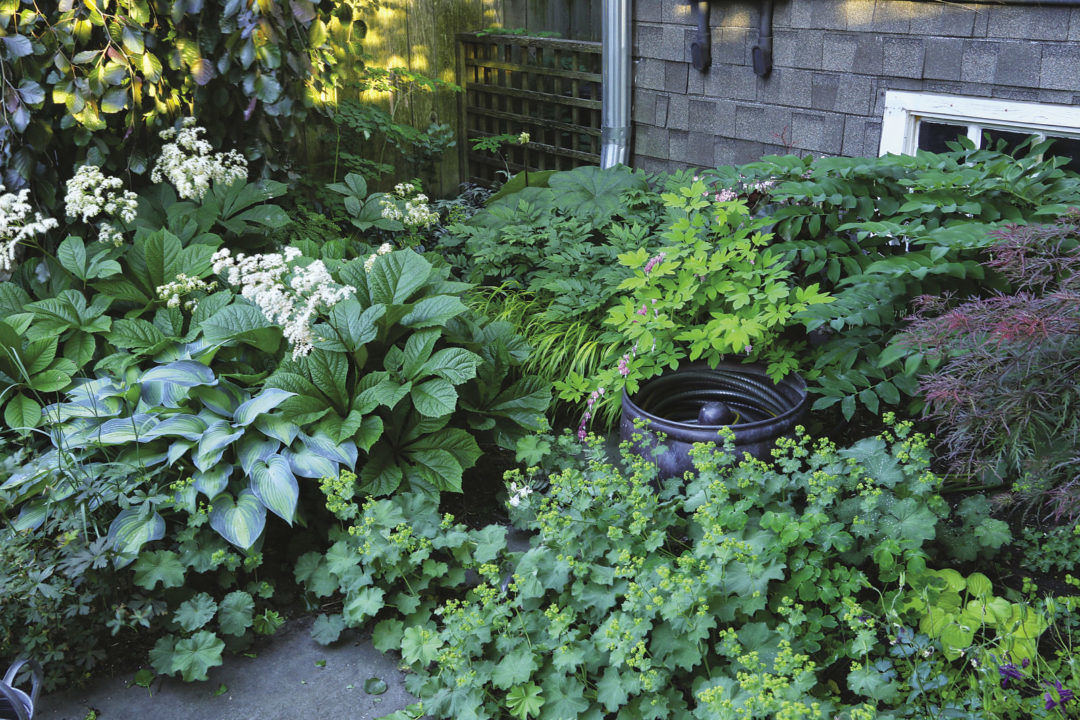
879,90,1080,172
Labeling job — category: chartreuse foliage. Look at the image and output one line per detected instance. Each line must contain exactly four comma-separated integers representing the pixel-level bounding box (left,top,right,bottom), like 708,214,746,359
563,179,832,420
347,418,1080,720
265,249,548,497
0,0,373,204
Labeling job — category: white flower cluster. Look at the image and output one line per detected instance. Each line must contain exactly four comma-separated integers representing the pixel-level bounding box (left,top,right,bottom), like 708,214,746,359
363,242,394,272
517,131,530,144
151,118,248,200
379,182,439,230
212,247,355,359
64,164,139,241
157,273,218,311
507,481,533,508
1,184,59,275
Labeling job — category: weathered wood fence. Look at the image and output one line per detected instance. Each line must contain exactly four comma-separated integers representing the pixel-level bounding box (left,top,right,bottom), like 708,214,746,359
357,0,599,194
457,32,603,184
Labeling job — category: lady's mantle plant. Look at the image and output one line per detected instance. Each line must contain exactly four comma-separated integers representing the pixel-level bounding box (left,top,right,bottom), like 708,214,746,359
384,418,1029,720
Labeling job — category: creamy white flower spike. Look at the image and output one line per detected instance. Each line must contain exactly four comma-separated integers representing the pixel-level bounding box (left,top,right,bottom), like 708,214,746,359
1,183,59,274
212,247,355,359
157,273,218,311
65,165,139,247
151,118,248,200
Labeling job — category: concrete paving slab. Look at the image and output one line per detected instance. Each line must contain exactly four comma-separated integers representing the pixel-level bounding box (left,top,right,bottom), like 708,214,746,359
36,617,414,720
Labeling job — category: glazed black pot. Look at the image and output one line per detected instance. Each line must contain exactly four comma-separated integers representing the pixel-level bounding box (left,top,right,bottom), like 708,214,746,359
620,362,808,478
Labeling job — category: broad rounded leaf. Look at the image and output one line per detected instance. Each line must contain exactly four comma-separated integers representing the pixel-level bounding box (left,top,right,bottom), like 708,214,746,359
233,388,296,426
400,295,468,329
421,348,481,385
144,413,208,442
283,446,338,479
171,631,225,682
250,456,299,524
193,464,233,498
107,507,165,557
218,591,255,636
3,394,41,432
141,360,216,387
209,490,267,549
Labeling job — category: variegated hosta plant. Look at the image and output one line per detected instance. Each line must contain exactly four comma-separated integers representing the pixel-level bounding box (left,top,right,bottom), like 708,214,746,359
40,357,352,553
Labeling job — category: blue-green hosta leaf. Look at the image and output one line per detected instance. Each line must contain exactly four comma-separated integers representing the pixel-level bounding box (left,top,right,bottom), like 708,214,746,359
254,414,299,446
174,593,218,632
299,432,357,468
233,388,296,426
421,348,481,385
193,464,233,498
218,591,255,636
210,490,267,549
167,439,194,465
107,507,165,558
143,413,208,441
89,414,159,445
190,382,247,416
237,435,280,474
13,501,46,532
410,378,457,418
366,251,432,305
282,446,338,479
171,631,225,682
141,360,216,387
250,456,299,524
194,420,244,471
400,295,468,329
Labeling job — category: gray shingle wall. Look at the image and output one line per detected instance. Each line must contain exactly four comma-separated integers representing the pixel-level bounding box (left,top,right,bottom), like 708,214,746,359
631,0,1080,170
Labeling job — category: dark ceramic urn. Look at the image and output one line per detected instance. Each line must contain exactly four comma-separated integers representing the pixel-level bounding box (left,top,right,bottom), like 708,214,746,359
619,362,808,478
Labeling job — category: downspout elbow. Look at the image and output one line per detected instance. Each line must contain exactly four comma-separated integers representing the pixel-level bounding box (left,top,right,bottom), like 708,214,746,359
752,0,774,77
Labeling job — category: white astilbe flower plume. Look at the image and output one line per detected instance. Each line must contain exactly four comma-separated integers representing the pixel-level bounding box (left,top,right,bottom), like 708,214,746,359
152,118,248,200
1,183,59,275
212,247,355,359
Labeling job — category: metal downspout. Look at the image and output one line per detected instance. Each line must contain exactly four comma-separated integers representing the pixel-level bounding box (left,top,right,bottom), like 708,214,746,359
600,0,631,168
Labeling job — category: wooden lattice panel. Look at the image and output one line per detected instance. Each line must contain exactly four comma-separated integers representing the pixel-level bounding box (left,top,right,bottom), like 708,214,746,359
457,32,602,184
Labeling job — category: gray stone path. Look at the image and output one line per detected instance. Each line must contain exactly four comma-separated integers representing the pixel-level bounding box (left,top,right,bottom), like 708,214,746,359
36,617,414,720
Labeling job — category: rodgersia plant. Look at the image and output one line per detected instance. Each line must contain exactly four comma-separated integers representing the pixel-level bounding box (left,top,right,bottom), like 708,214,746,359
212,247,356,359
151,118,248,201
0,183,58,276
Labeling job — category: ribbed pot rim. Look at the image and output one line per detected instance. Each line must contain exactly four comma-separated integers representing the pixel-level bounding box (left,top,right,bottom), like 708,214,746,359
621,362,807,437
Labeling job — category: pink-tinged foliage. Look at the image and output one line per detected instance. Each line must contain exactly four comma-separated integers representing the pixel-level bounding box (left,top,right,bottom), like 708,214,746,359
899,211,1080,521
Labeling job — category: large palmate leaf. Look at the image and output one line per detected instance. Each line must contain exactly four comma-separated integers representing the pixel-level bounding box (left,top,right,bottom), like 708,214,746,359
318,300,384,353
547,164,649,223
209,490,267,549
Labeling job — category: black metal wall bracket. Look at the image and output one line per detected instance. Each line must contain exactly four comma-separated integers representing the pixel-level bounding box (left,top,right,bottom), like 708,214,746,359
678,0,712,72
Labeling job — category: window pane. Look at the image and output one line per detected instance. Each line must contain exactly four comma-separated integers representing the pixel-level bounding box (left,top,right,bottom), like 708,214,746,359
983,128,1038,156
917,121,968,153
1045,136,1080,174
